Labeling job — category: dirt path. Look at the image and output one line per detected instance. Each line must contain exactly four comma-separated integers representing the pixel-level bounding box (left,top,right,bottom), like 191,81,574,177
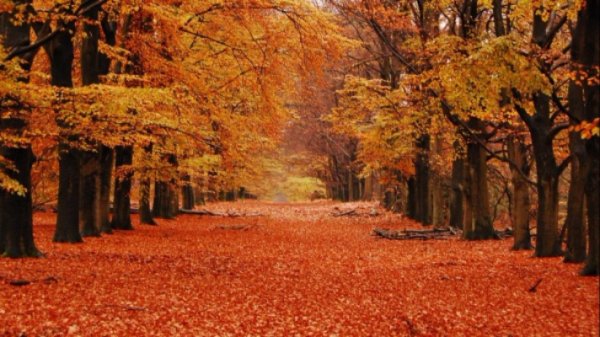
1,201,598,336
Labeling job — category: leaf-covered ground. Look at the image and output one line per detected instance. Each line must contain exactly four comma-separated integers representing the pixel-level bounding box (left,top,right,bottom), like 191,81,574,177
1,202,598,337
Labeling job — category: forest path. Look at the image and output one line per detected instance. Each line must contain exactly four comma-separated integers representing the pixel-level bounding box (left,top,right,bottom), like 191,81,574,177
1,201,598,336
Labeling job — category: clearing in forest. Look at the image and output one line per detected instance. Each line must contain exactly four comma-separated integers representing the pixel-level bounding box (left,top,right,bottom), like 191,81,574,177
1,201,598,337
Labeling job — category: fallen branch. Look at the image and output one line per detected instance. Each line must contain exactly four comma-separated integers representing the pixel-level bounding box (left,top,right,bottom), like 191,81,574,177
179,209,263,217
331,209,357,217
373,227,458,240
528,278,543,293
215,224,255,231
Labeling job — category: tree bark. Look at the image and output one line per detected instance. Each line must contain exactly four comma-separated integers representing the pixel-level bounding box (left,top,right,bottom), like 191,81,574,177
79,1,102,237
462,119,496,240
530,94,562,257
181,175,194,210
564,83,589,262
576,0,600,276
507,135,532,250
414,135,431,224
50,21,82,243
139,145,156,225
97,13,117,233
111,146,133,230
449,158,465,229
99,146,113,233
0,2,41,257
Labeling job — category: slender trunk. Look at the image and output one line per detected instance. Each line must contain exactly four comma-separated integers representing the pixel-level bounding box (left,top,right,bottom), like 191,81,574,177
181,175,194,210
111,146,133,230
139,145,155,225
450,158,465,229
507,135,532,250
363,172,373,200
414,135,431,224
99,146,113,233
407,177,416,218
348,169,354,202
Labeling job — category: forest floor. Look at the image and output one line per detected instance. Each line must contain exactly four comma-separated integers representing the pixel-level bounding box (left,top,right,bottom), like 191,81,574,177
1,201,598,337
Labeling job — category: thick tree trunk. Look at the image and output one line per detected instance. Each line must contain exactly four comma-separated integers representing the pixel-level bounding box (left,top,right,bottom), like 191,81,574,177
54,146,82,243
79,152,101,237
139,175,155,225
507,135,532,250
79,1,102,237
0,147,39,257
582,141,599,275
564,89,588,261
153,181,175,218
579,0,600,276
0,3,41,257
450,158,465,229
97,15,117,234
529,94,562,257
51,24,82,243
463,120,496,240
532,144,561,256
111,146,133,230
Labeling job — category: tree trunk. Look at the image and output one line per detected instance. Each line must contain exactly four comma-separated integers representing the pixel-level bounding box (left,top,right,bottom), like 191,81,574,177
99,146,113,233
507,135,532,250
153,181,175,218
96,14,117,234
79,1,102,237
407,177,416,218
450,158,465,229
578,0,600,276
51,23,82,243
564,84,588,262
0,3,41,257
79,152,101,237
139,175,155,225
111,146,133,230
582,140,599,275
139,145,155,225
181,175,195,210
54,146,82,242
463,119,496,240
414,135,431,224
